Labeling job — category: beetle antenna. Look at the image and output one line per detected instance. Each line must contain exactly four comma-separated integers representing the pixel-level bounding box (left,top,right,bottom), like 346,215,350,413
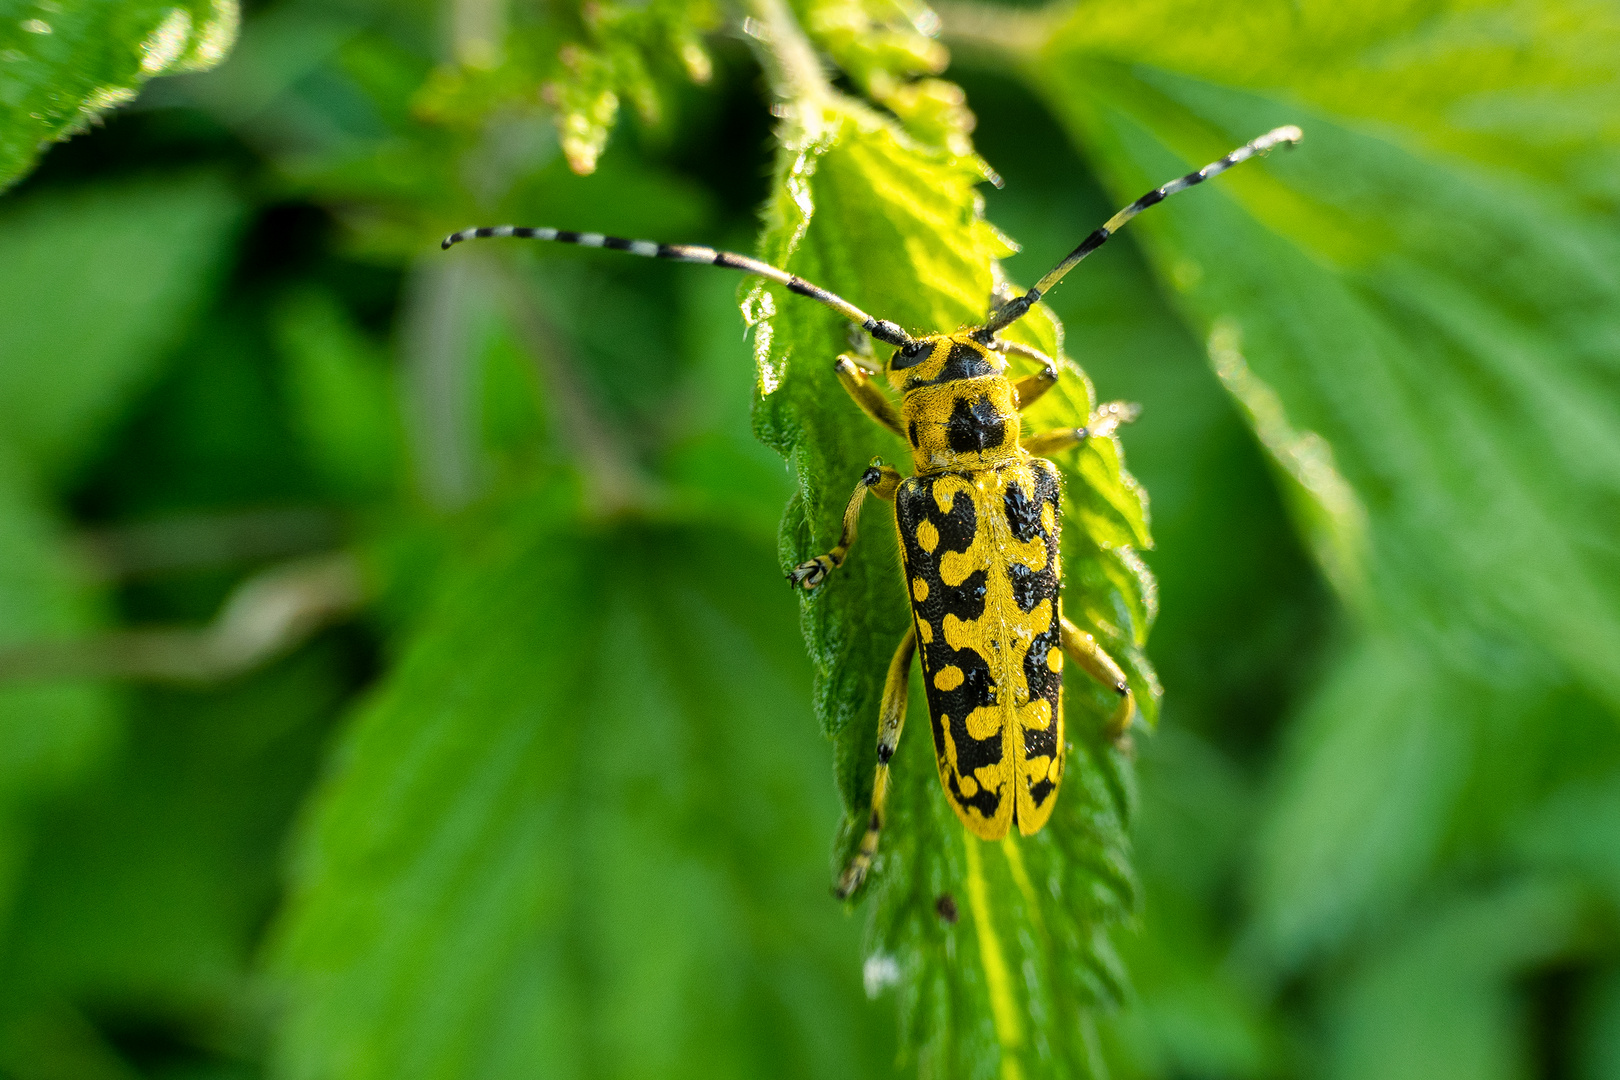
980,125,1302,335
442,226,914,347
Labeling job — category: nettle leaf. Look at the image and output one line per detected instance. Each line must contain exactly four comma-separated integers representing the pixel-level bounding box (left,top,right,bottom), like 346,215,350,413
0,0,239,190
0,175,243,482
747,90,1152,1073
1031,0,1620,706
417,0,718,176
272,507,893,1080
1014,3,1620,978
0,447,116,926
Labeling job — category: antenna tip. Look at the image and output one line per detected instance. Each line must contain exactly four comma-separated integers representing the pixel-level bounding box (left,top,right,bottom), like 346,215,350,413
1273,125,1304,147
441,233,458,250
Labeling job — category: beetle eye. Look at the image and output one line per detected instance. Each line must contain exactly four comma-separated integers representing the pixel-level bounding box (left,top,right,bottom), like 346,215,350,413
890,341,932,370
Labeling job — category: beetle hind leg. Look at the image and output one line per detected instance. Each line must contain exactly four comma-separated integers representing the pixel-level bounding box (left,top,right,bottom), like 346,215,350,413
1059,616,1134,740
835,628,917,899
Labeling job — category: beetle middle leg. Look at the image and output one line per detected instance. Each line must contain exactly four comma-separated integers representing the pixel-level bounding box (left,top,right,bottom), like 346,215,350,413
1059,616,1134,739
835,627,917,899
1022,400,1142,456
788,460,902,590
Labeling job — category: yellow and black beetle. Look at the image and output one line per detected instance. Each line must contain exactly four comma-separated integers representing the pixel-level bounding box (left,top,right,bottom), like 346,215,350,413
444,125,1301,898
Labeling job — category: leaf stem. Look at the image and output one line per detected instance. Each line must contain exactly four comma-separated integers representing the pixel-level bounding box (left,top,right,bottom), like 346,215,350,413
740,0,832,107
932,0,1057,60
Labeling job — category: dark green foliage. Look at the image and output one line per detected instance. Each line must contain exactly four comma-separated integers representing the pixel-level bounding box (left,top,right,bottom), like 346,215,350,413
1,0,1618,1078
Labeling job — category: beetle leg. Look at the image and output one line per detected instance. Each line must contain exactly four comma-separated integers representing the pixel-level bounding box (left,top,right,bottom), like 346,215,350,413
1059,616,1134,739
1021,400,1142,456
834,356,904,436
788,460,902,590
835,627,917,899
994,340,1060,410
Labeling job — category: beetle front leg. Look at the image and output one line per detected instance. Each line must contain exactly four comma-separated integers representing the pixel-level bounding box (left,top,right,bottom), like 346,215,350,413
1059,616,1134,739
835,627,917,899
834,356,904,437
1022,400,1142,456
994,340,1060,410
788,460,902,590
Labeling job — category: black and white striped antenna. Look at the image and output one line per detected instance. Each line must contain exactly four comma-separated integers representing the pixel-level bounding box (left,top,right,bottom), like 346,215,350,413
441,225,915,348
979,125,1302,335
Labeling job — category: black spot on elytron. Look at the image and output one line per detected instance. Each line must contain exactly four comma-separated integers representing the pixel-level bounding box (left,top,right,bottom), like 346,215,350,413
935,893,959,924
1007,561,1046,613
945,396,1008,454
1025,622,1061,704
898,475,976,555
1005,481,1040,541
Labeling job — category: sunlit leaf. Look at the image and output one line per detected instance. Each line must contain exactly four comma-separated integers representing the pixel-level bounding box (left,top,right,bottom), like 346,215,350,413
746,87,1154,1072
1032,0,1620,709
0,0,239,190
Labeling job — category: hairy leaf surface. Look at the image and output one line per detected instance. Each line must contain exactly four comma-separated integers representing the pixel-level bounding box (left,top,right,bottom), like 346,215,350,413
0,0,239,190
273,510,893,1080
747,90,1153,1075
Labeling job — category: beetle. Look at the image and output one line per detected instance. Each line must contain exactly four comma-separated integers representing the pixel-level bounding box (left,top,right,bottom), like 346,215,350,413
443,125,1302,898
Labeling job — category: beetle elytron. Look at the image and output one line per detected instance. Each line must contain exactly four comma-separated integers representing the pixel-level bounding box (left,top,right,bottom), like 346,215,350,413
444,125,1302,898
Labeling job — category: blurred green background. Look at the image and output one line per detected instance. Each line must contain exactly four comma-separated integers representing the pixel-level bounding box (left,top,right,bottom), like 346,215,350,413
1,0,1618,1077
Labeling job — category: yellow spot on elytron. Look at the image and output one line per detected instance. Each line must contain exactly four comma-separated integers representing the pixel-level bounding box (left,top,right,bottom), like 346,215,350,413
916,519,939,553
974,763,1006,794
1026,755,1053,783
966,706,1001,741
913,577,929,602
957,771,979,797
1046,648,1063,672
940,549,976,587
1022,699,1052,731
1041,503,1056,535
935,665,964,691
943,613,976,651
918,620,933,644
934,485,957,515
1029,598,1053,633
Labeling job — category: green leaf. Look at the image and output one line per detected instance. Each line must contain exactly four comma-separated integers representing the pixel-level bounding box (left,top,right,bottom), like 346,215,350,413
0,648,344,1012
746,90,1153,1072
271,506,893,1080
1250,635,1471,968
1030,0,1620,707
1325,881,1585,1080
0,447,116,930
1578,967,1620,1080
0,0,239,191
0,175,243,482
274,288,404,500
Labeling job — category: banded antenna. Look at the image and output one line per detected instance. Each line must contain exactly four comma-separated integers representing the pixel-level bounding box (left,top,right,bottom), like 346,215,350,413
980,125,1302,335
441,225,914,347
